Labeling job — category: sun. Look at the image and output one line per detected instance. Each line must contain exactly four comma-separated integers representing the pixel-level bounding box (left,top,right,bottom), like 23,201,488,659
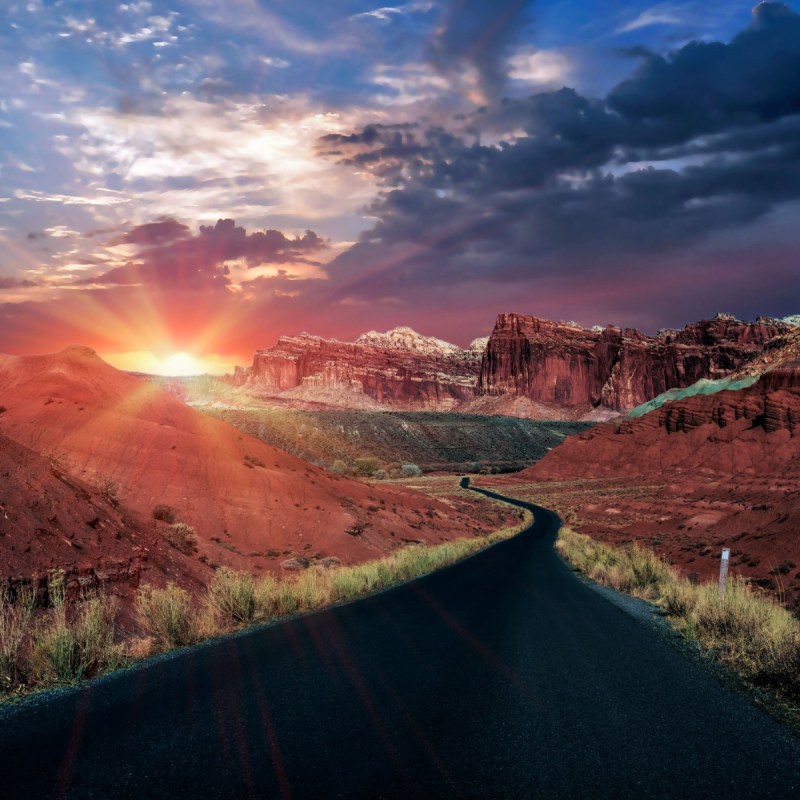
158,352,205,376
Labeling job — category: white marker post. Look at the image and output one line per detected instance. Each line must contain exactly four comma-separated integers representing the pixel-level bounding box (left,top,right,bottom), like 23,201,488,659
718,548,730,596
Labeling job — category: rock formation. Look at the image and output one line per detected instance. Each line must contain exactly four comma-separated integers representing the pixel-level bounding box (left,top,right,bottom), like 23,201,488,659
499,328,800,606
235,327,487,411
230,314,792,418
477,312,792,414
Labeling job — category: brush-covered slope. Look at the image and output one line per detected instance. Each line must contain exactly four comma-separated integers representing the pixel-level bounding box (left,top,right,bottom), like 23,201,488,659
202,407,592,474
0,347,493,576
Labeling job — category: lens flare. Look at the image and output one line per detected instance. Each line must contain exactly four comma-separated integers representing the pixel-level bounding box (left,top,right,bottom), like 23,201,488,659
157,352,204,376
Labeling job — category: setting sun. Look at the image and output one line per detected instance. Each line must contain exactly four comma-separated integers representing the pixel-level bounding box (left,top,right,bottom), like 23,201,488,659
158,352,204,376
102,350,239,376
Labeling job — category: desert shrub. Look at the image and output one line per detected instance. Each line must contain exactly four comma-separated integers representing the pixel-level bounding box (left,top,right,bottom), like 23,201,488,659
353,457,380,477
207,568,256,627
163,522,197,554
0,585,35,691
98,477,120,506
30,575,123,685
135,583,197,649
660,580,698,617
556,529,673,600
373,469,388,480
330,459,349,475
401,463,422,477
152,504,176,523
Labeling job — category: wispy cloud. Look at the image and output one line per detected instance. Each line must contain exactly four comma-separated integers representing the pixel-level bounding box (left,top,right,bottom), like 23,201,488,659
617,3,697,34
351,3,434,24
14,189,131,206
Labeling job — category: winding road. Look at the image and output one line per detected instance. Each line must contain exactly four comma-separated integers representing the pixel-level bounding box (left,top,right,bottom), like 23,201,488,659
1,485,799,799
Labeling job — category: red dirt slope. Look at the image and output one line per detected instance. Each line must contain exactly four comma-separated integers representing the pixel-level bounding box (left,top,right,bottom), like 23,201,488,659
0,347,491,581
0,431,209,599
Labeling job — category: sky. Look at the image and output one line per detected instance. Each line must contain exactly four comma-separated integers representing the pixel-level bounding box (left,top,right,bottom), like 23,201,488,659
1,1,799,373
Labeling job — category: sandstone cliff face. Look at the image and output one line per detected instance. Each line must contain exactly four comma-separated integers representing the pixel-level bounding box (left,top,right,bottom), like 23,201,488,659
233,315,791,417
519,353,800,481
478,312,792,414
237,327,486,411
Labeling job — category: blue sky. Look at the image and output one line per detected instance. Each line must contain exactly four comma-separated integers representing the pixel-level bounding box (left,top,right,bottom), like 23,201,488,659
1,2,799,370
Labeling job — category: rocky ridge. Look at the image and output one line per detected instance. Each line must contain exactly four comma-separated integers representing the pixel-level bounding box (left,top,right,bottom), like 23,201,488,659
497,328,800,605
231,314,793,417
235,327,485,411
477,312,793,414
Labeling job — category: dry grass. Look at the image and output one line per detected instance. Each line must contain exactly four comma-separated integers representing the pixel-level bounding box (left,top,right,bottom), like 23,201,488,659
180,496,533,642
207,568,256,627
135,583,197,650
557,527,800,702
198,505,533,640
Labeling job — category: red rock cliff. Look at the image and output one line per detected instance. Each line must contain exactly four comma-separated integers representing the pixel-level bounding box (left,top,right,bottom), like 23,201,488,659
519,338,800,481
237,328,488,411
478,313,791,413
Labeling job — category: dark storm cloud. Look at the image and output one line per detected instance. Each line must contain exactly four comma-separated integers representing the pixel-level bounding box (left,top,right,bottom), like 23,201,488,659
608,1,800,149
116,218,191,246
427,0,533,101
320,3,800,299
83,219,327,291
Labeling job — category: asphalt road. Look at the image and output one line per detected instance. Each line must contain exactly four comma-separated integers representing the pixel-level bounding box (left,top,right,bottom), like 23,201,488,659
1,484,799,799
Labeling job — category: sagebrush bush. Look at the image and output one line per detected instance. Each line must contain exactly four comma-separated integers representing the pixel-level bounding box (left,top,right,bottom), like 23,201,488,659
98,477,120,507
353,457,381,477
401,463,422,477
330,459,348,475
136,583,196,649
30,591,123,685
208,568,256,627
163,522,197,554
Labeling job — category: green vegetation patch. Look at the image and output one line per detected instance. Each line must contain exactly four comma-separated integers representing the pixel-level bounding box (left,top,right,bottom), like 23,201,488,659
627,374,760,419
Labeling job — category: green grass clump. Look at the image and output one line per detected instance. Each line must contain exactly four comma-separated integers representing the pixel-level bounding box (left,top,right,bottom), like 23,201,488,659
30,575,124,685
0,585,34,691
135,583,197,650
557,527,800,702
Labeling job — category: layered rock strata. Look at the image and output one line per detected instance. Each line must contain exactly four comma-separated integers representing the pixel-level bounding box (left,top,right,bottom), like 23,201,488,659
477,312,792,414
235,327,488,411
